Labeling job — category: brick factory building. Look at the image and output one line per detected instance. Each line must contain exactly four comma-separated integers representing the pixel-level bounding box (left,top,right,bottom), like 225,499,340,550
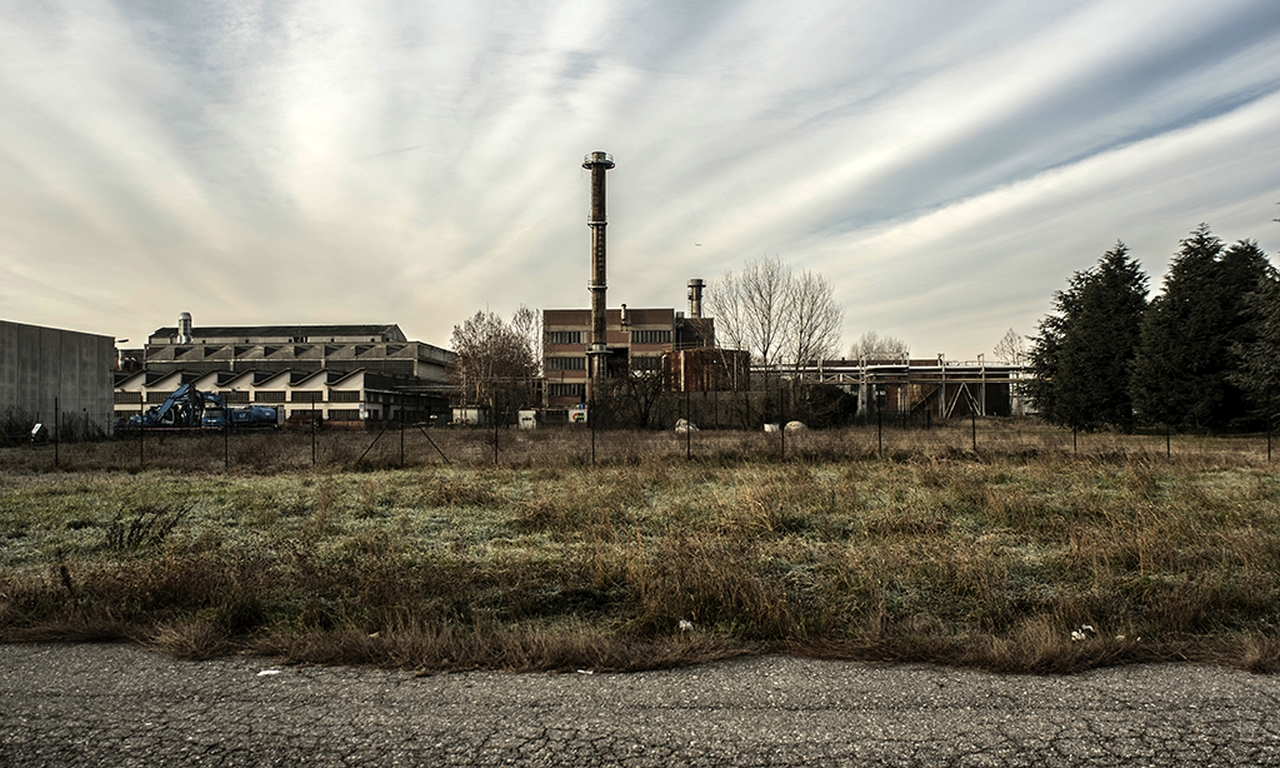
542,279,746,410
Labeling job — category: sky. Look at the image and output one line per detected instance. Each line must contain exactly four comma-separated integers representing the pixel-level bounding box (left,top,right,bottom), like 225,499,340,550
2,0,1279,361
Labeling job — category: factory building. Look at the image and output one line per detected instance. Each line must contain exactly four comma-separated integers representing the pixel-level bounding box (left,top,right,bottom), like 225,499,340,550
1,319,115,439
546,153,748,412
115,313,454,427
141,314,453,381
113,367,446,426
542,279,747,409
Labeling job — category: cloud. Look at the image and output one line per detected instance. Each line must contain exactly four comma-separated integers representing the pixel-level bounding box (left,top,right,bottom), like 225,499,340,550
1,0,1278,358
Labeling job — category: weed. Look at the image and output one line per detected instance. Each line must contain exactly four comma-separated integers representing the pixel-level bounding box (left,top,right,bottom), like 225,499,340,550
104,504,189,551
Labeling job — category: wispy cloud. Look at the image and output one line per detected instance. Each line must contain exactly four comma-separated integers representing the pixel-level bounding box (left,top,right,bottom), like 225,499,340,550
2,0,1278,357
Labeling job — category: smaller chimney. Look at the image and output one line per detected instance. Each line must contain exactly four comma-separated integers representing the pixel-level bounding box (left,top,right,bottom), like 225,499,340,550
687,278,705,319
177,312,193,344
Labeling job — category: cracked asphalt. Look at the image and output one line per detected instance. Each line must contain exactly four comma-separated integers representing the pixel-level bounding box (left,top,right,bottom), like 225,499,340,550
3,644,1280,766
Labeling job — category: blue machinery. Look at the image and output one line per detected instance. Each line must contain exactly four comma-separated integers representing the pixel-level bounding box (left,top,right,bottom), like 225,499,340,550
118,384,279,430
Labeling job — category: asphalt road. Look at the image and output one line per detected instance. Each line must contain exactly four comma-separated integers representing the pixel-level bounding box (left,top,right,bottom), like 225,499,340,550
3,643,1280,766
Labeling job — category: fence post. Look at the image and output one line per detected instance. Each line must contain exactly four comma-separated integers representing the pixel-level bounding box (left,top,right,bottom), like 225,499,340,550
684,387,691,460
1267,384,1273,462
876,388,885,457
780,385,786,460
877,402,883,457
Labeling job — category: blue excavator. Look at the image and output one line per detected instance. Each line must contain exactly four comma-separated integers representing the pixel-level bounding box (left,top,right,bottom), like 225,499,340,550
118,384,279,431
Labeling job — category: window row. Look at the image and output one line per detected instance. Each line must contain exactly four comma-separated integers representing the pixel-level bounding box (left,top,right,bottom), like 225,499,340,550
545,331,584,345
630,330,671,345
544,329,673,346
548,383,586,399
546,356,586,371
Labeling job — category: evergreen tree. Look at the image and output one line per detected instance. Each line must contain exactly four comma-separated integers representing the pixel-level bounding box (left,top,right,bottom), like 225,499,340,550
1027,270,1082,427
1027,243,1148,430
1231,261,1280,427
1130,226,1271,431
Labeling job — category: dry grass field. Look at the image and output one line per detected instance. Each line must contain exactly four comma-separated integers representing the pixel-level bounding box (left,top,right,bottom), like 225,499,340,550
2,421,1278,674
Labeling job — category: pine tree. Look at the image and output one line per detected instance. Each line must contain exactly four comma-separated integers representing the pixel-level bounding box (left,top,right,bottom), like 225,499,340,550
1027,243,1148,430
1026,272,1081,427
1230,261,1280,427
1130,226,1271,431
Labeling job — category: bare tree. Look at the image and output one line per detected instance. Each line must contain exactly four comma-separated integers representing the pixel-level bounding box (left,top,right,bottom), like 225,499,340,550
609,366,669,429
450,308,540,420
993,328,1027,366
707,254,796,372
787,269,844,371
511,305,542,377
708,254,842,371
850,331,909,362
707,255,843,424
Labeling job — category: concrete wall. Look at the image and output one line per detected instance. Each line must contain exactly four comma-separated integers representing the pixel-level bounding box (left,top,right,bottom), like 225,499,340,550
1,320,115,438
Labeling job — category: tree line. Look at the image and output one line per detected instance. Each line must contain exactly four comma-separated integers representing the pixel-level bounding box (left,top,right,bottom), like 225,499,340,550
1026,224,1279,433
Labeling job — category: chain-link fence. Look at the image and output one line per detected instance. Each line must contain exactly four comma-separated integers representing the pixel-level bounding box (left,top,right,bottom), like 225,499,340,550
0,416,1274,472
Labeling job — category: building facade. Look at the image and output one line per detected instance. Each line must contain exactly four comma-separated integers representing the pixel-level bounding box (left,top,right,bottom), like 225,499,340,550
142,315,454,382
113,368,447,427
1,319,115,439
115,314,455,427
542,307,719,408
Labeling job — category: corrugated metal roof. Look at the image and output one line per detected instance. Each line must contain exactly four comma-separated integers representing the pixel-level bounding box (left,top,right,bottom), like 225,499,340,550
150,324,404,340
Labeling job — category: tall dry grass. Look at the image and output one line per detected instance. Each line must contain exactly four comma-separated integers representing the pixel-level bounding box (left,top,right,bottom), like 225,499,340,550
2,424,1278,673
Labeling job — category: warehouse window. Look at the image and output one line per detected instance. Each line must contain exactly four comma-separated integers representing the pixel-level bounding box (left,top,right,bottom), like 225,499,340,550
548,383,586,399
546,356,586,371
631,330,671,345
545,331,583,345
